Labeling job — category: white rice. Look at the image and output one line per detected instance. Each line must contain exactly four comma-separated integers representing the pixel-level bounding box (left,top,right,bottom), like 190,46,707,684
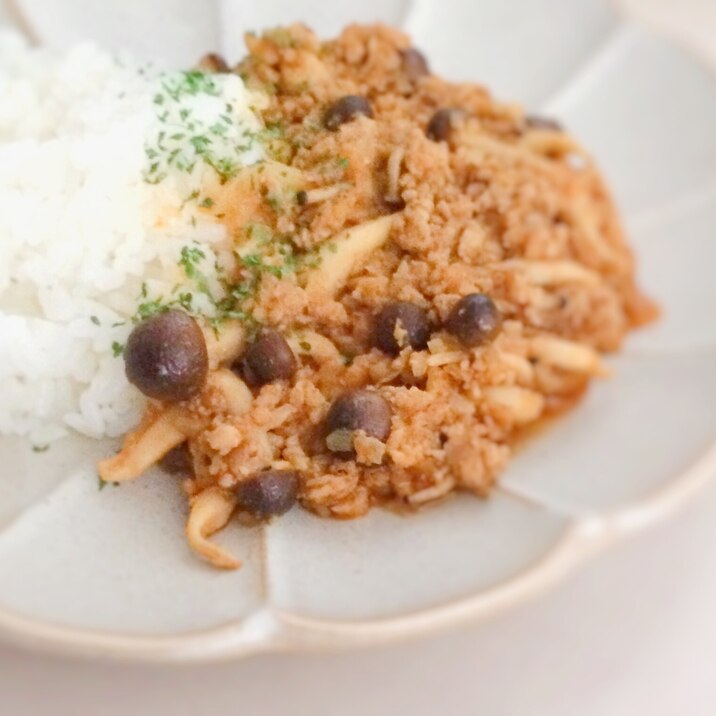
0,31,266,444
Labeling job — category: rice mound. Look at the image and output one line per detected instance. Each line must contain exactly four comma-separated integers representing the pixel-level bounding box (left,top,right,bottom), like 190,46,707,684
0,32,263,443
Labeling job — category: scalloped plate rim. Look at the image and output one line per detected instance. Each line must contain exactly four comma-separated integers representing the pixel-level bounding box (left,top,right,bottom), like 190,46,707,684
1,434,715,663
1,0,716,662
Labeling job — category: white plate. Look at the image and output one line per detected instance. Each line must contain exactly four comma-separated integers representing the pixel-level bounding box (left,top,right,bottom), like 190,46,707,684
2,0,716,662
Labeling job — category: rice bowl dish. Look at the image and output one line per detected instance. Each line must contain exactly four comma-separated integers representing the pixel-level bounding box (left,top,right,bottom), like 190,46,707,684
0,23,656,569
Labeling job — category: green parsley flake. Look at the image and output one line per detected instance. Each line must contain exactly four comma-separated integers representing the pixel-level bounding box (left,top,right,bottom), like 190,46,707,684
142,70,264,185
98,476,120,491
134,297,170,322
179,245,213,298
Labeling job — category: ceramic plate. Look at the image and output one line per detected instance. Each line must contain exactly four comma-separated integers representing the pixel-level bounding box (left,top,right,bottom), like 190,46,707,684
2,0,716,662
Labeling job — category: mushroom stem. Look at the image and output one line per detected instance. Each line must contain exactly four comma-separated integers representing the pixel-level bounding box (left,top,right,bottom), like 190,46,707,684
98,407,188,483
303,215,394,296
185,487,241,570
530,335,610,377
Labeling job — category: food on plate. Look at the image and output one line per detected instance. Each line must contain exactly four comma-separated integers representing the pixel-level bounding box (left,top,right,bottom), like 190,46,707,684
0,24,656,569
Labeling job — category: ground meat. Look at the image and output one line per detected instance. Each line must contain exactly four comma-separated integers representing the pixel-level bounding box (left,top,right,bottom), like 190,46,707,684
126,24,657,527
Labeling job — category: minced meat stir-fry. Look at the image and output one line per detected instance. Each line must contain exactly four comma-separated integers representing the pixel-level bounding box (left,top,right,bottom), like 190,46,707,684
99,24,656,569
